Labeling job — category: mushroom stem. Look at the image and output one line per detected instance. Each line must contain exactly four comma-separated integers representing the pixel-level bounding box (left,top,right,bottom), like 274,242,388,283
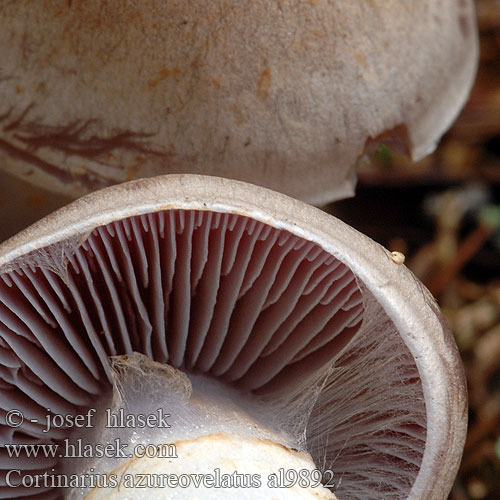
65,353,337,499
83,434,336,499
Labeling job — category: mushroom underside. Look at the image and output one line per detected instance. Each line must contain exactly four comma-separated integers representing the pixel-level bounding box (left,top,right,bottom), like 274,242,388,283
0,208,426,499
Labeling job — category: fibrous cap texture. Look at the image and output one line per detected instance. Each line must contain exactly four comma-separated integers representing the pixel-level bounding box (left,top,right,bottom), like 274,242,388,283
0,0,478,204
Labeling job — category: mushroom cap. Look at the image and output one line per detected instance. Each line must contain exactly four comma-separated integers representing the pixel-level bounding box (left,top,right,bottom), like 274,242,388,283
0,175,466,500
0,0,478,204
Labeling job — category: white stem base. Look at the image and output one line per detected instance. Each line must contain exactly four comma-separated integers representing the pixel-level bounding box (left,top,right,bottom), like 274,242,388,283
83,432,337,499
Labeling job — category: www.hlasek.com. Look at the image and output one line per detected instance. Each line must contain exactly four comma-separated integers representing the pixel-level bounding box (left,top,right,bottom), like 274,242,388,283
6,437,178,460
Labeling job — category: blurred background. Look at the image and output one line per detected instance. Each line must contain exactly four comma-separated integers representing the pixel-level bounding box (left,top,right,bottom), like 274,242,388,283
331,1,500,498
0,1,498,499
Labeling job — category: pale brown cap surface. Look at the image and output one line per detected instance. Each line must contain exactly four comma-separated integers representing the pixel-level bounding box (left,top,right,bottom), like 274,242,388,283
0,0,478,204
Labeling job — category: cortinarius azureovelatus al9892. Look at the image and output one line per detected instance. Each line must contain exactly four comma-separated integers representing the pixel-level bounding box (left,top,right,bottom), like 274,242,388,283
0,175,466,500
0,0,478,204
